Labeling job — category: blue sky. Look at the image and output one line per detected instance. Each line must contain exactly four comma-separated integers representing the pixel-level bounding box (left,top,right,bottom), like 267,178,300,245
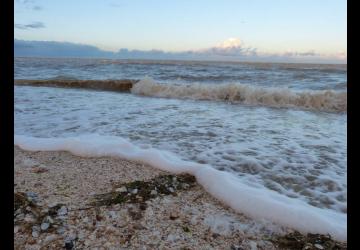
14,0,347,63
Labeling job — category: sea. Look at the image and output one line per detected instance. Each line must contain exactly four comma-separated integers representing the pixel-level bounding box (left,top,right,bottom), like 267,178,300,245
14,57,347,240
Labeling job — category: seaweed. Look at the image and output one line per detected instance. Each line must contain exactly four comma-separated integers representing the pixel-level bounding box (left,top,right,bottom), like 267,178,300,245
90,174,196,207
271,231,347,250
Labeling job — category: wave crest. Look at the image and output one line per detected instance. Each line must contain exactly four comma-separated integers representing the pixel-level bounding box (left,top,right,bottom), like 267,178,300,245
131,78,347,112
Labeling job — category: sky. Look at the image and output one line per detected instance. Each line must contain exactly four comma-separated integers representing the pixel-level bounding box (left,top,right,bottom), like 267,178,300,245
14,0,347,63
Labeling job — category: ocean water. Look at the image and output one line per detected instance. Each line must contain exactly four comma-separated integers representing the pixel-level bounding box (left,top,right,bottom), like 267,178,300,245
14,57,347,240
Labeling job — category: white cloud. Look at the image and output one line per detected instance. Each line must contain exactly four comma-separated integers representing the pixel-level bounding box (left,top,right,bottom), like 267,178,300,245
216,38,243,49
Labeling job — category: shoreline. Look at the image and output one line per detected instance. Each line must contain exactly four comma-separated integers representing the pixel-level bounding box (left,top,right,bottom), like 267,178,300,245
14,146,346,249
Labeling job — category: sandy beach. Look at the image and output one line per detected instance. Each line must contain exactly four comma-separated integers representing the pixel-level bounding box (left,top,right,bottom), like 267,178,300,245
14,146,346,249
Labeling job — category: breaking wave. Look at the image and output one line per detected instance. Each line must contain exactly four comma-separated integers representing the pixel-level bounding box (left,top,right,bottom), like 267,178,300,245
131,78,347,112
14,78,347,113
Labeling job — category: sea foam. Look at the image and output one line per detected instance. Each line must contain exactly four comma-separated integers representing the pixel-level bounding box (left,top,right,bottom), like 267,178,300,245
131,78,347,112
14,134,347,241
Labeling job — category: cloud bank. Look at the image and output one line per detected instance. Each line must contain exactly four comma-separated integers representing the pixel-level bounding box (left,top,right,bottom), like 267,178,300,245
14,38,346,64
15,22,45,30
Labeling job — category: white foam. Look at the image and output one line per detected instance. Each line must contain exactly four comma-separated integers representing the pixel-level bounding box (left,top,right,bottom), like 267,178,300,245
131,78,347,112
14,134,347,241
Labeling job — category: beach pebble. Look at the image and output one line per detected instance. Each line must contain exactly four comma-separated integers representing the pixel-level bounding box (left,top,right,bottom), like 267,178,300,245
108,211,117,219
131,188,138,194
116,186,127,192
168,187,175,193
44,215,54,224
166,234,180,242
32,231,39,238
24,214,36,223
41,222,50,231
44,234,57,243
249,241,257,250
57,206,68,216
314,244,324,249
26,191,39,202
150,190,157,195
57,227,66,235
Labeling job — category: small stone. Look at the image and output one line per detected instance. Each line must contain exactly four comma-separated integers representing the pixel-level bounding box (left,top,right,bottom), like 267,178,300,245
24,214,36,223
150,190,157,195
303,243,313,250
14,226,19,233
57,227,66,235
57,215,67,220
230,245,243,250
249,241,258,250
48,202,59,208
16,213,25,220
314,244,324,250
32,231,39,238
41,208,49,214
169,212,179,220
168,187,175,193
44,215,54,224
41,222,50,231
66,232,77,242
44,234,57,243
57,206,68,216
131,189,138,194
109,211,117,219
116,186,127,193
26,191,38,199
166,234,179,242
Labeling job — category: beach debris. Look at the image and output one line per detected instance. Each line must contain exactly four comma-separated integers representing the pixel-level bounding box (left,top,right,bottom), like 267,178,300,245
182,226,190,233
91,174,196,207
14,191,70,244
31,166,49,174
169,211,179,220
271,231,347,250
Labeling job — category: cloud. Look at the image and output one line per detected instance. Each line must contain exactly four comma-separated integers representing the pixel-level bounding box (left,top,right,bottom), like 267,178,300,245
15,22,45,30
15,0,43,11
14,39,117,58
196,38,257,57
33,5,42,11
16,0,35,4
282,50,319,57
14,38,346,64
